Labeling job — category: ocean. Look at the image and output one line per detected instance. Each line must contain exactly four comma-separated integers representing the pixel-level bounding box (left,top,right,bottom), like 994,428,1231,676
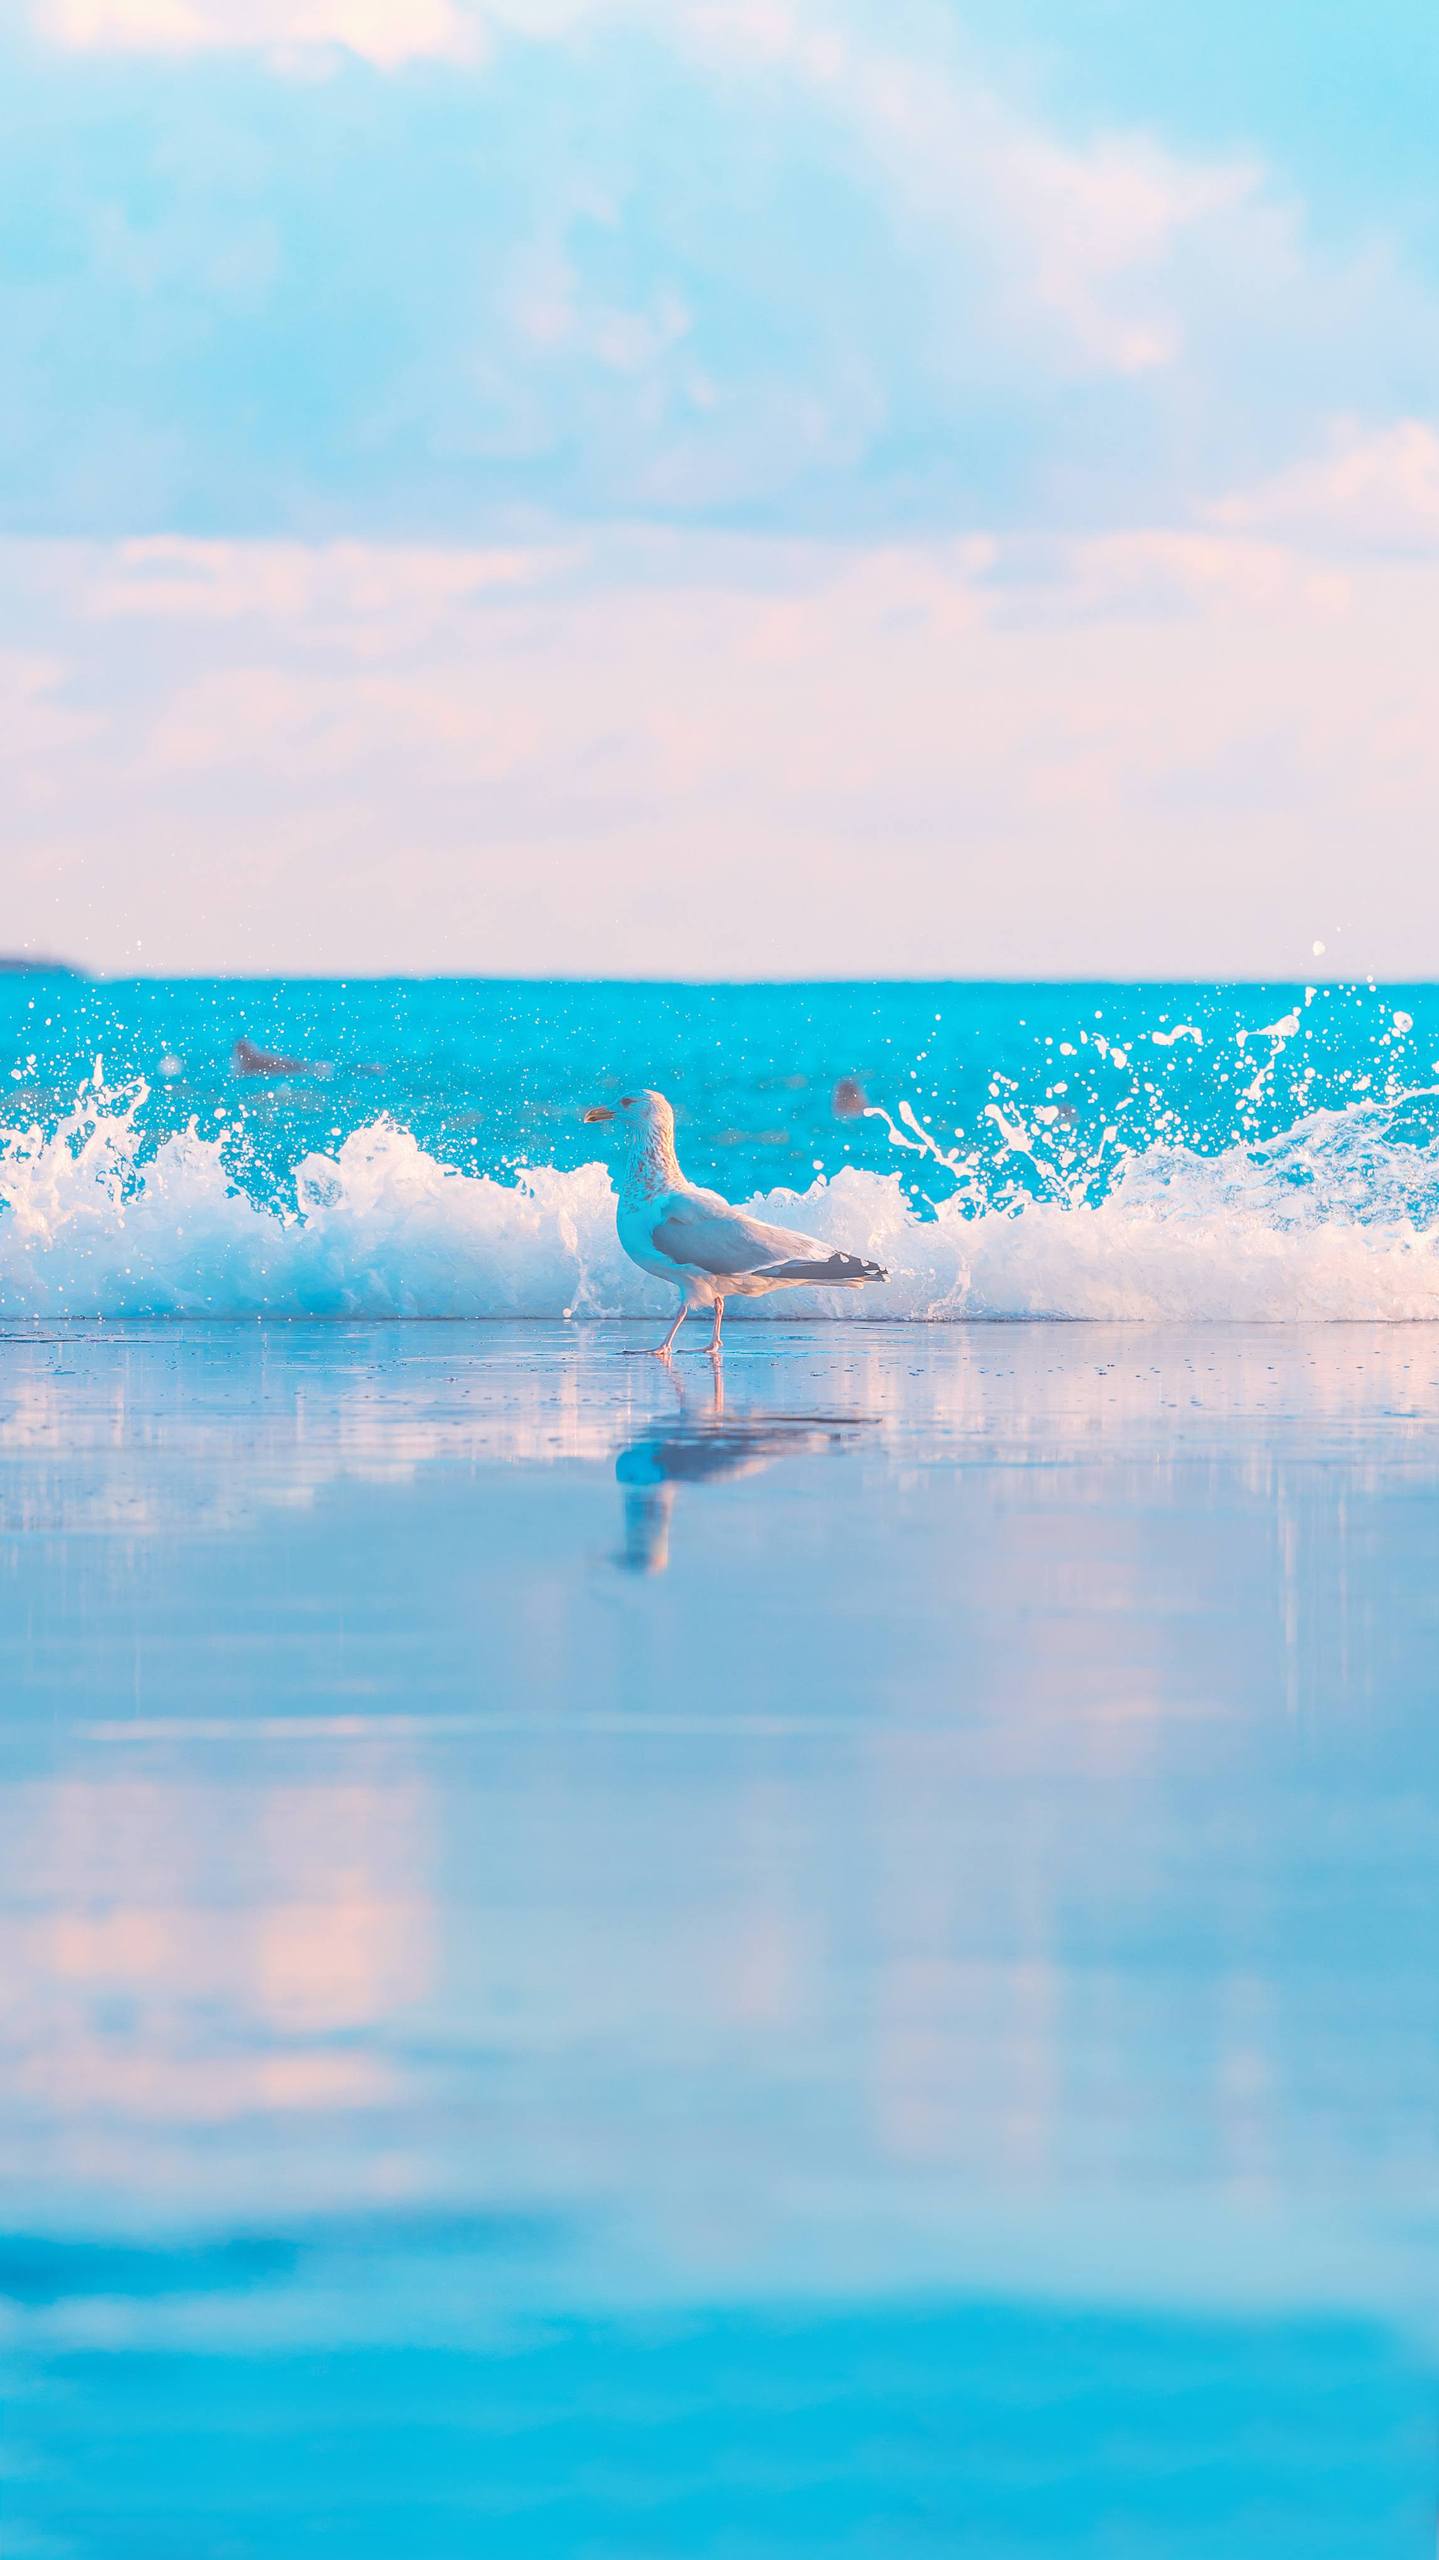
4,973,1439,1318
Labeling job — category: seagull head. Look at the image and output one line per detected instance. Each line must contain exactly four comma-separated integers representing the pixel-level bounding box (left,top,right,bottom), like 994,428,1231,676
582,1089,674,1147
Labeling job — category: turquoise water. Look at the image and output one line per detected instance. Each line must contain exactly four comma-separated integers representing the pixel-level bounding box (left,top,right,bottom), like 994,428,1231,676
4,975,1439,1317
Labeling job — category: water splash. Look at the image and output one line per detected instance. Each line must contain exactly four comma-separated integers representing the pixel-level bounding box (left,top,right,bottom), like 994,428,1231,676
4,1065,1439,1321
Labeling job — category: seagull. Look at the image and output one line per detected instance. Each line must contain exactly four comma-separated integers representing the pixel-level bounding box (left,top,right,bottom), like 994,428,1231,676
582,1088,887,1355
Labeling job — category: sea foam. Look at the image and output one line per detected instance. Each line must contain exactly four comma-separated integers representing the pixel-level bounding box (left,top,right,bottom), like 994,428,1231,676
3,1077,1439,1321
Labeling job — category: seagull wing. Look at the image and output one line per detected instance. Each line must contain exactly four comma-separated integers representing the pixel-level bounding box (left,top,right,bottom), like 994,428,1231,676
649,1188,885,1283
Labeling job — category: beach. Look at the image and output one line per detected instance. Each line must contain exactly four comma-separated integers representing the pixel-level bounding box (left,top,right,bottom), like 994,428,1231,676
3,1316,1436,2554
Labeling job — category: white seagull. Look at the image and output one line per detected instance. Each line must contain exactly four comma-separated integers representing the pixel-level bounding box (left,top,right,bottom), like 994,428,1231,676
583,1088,887,1355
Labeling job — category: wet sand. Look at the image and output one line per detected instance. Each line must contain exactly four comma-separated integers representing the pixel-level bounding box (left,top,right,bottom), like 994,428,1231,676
2,1320,1437,2554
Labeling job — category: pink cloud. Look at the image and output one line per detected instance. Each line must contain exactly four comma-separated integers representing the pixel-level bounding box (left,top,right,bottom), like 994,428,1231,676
3,521,1434,978
1211,419,1439,554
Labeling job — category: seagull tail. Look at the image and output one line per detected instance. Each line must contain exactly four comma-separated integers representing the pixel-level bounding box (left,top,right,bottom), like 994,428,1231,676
760,1252,888,1285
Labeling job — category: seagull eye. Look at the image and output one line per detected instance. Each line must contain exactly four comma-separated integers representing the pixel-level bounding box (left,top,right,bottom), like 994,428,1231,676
620,1095,635,1108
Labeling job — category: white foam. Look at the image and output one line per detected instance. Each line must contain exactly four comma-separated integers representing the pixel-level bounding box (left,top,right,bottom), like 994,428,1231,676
3,1082,1439,1322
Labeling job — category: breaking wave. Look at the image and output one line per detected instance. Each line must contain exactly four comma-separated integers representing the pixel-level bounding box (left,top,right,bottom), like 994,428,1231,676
4,1073,1439,1321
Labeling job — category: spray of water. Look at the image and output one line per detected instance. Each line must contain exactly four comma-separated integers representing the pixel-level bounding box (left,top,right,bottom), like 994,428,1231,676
2,1018,1439,1320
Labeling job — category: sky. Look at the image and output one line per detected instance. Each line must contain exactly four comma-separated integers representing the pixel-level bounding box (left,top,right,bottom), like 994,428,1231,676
4,0,1439,977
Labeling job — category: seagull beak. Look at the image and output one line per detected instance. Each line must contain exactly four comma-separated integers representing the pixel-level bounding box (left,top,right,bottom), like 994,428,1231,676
582,1105,615,1123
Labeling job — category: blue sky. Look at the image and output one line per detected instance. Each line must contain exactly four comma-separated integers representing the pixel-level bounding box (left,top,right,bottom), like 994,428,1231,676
4,0,1439,974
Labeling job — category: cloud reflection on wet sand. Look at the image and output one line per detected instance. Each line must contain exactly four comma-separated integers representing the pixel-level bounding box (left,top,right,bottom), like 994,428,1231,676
1,1323,1437,2551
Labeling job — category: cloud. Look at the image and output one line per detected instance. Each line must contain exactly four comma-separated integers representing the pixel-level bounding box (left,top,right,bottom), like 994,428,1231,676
36,0,480,65
10,0,1314,547
7,4,1436,985
1048,528,1351,622
30,0,1260,384
0,649,101,765
10,0,1439,562
4,522,1437,977
1211,420,1439,556
83,533,568,627
31,0,621,48
674,0,1260,381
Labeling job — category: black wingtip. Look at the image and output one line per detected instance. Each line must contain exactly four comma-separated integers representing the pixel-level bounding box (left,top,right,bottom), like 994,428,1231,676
836,1253,888,1283
758,1250,890,1285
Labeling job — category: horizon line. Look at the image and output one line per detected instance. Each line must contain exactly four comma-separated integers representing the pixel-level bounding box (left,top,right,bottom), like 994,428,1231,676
0,969,1416,991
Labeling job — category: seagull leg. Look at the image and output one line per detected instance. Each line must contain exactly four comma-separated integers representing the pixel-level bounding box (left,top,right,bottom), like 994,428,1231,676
654,1302,688,1359
708,1298,724,1358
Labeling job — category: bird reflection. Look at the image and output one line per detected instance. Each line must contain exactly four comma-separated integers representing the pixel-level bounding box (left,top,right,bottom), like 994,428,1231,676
614,1366,869,1573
